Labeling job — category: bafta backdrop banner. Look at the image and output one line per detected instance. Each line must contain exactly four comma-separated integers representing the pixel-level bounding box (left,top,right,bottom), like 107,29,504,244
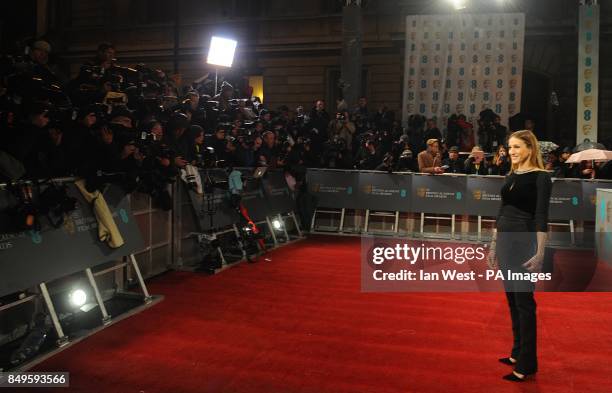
402,13,525,129
411,174,467,215
576,3,599,143
307,169,360,209
356,172,412,212
465,175,504,217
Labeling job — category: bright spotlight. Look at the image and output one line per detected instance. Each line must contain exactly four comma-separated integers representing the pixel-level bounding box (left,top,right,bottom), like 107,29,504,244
69,289,87,307
207,36,237,68
272,219,282,230
450,0,468,10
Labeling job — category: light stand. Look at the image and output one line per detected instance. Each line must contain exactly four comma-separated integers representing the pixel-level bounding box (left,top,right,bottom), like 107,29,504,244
206,36,237,95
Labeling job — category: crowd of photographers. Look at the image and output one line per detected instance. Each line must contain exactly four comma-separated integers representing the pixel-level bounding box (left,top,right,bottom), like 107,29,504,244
2,40,612,199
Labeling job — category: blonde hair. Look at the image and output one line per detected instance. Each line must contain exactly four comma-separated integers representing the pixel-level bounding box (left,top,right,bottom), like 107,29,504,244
508,130,545,173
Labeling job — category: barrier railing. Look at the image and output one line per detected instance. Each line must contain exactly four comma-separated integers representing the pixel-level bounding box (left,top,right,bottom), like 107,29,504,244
306,168,612,244
0,168,302,361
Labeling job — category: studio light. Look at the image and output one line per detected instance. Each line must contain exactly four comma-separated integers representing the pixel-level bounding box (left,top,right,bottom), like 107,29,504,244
272,219,283,230
69,289,87,308
450,0,468,10
206,36,237,68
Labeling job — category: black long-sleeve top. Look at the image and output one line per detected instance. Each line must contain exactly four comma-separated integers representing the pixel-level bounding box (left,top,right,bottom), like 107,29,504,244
499,170,552,232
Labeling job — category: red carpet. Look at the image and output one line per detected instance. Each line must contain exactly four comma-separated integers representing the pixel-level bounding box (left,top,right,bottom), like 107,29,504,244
27,235,612,393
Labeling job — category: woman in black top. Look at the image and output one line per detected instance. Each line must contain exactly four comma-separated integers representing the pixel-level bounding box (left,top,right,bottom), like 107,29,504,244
487,130,552,382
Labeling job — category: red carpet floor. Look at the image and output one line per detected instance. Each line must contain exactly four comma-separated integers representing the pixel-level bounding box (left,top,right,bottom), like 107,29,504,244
27,235,612,393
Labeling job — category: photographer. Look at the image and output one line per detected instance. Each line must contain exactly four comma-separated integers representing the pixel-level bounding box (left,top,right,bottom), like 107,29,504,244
354,137,380,170
442,146,465,174
207,125,229,163
423,118,442,146
464,146,488,175
407,114,426,154
309,100,330,150
417,138,443,174
477,109,501,152
322,136,352,169
489,145,511,176
328,111,356,149
491,115,508,150
5,102,50,176
163,112,192,169
375,152,395,172
212,81,234,112
26,40,62,87
258,130,279,167
396,148,418,172
91,42,116,71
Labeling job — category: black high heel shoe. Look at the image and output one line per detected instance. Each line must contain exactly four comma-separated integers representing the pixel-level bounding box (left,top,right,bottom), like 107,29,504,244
498,357,517,366
503,371,535,382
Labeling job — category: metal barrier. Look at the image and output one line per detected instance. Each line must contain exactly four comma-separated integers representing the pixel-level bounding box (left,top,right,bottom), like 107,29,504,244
307,168,612,244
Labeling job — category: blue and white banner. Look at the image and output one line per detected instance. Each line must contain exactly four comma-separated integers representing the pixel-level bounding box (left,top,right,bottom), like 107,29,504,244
402,13,525,131
577,3,599,143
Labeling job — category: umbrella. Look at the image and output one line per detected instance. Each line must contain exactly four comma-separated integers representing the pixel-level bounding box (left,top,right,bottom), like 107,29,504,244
575,139,606,152
539,141,559,154
565,148,612,164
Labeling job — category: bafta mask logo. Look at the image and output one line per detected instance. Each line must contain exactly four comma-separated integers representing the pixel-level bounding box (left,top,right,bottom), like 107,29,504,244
456,104,465,113
496,92,503,101
510,79,518,89
485,54,492,63
362,185,373,194
585,44,592,54
431,103,439,113
584,96,593,108
458,80,465,89
417,188,428,198
585,69,592,80
497,66,504,75
312,184,321,193
583,124,592,135
473,190,482,200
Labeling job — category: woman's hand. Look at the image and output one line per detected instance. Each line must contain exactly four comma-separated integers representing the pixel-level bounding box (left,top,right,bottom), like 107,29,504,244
522,253,544,273
487,245,498,269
